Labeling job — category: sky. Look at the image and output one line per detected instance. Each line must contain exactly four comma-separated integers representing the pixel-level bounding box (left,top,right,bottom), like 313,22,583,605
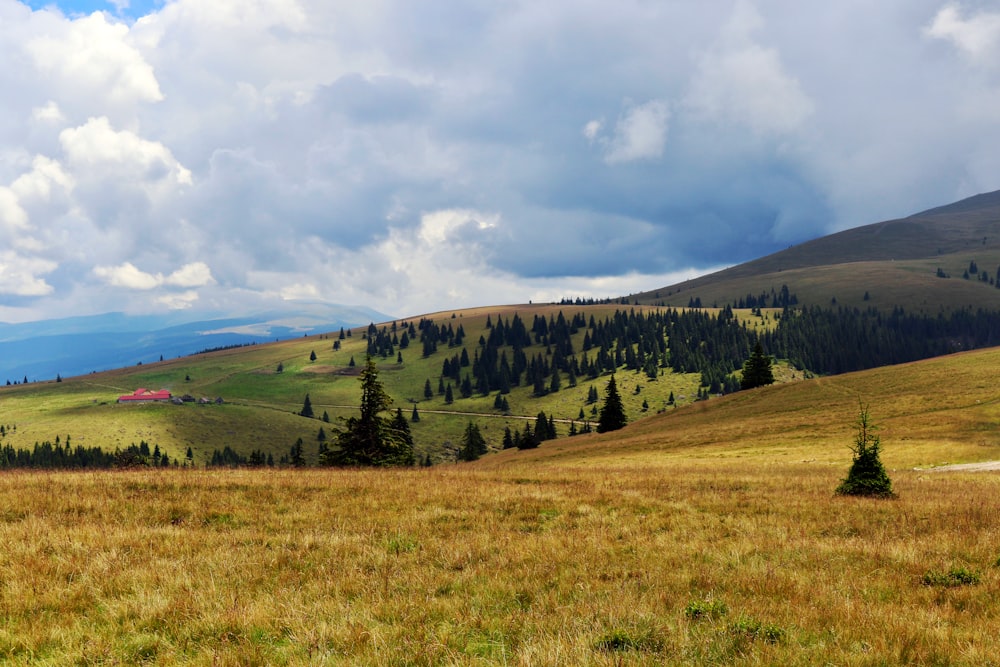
1,0,999,323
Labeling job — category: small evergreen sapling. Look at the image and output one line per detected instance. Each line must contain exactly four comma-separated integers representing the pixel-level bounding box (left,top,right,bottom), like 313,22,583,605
836,401,894,498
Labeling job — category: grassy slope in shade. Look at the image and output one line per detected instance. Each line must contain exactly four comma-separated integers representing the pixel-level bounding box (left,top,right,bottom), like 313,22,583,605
636,188,1000,313
1,346,999,663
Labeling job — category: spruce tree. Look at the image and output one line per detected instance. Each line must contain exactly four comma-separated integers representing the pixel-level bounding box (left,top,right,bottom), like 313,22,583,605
320,357,414,466
502,426,514,449
300,394,314,418
459,422,487,461
290,438,305,467
836,402,894,497
740,341,774,390
596,374,627,433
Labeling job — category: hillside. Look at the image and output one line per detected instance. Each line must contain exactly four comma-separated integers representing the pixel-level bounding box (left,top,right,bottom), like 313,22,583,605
0,303,716,467
481,343,1000,471
635,188,1000,313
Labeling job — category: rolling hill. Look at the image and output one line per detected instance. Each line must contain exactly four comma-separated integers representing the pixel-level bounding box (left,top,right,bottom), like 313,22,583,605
635,188,1000,313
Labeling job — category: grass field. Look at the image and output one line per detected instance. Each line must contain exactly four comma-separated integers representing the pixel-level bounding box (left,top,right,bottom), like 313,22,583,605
2,346,1000,664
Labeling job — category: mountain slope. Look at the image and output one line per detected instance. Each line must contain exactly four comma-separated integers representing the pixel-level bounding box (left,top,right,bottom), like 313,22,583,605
636,188,1000,313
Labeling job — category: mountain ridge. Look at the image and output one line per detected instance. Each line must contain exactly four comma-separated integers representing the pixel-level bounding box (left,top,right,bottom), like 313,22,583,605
635,188,1000,312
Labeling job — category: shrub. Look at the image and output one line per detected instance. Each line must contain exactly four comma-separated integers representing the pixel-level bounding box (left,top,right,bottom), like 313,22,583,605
922,567,980,587
594,624,663,653
728,617,785,644
684,597,728,621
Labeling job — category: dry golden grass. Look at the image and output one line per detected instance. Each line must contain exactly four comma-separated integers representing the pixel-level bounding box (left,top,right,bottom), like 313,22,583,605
3,346,1000,664
1,465,999,664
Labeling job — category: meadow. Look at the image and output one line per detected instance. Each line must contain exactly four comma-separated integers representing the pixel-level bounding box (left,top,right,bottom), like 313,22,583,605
3,345,1000,665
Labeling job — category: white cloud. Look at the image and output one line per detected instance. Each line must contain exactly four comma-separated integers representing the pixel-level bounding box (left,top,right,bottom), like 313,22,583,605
685,1,813,135
926,4,1000,67
59,117,192,186
165,262,215,288
93,260,215,291
417,208,499,245
0,188,29,231
31,101,65,123
0,251,56,296
11,156,74,203
93,261,162,289
603,100,669,164
582,119,603,142
157,290,200,310
25,11,163,106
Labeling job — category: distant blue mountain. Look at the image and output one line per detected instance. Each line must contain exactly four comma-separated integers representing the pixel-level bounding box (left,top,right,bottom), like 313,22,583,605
0,304,393,383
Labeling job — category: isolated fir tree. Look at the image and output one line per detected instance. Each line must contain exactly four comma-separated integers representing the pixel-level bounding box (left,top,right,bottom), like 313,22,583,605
310,350,317,362
424,378,434,399
321,357,414,466
740,341,774,390
411,405,420,422
836,402,894,498
300,394,315,418
596,374,627,433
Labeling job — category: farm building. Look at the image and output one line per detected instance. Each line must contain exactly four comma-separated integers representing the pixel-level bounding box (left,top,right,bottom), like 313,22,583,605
117,388,172,403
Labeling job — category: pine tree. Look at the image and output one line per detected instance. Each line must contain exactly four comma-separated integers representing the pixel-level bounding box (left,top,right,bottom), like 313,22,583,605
596,374,627,433
411,405,420,422
310,350,317,362
424,378,434,399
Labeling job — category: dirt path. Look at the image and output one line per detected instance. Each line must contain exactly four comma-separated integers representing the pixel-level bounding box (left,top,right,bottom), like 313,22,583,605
919,461,1000,473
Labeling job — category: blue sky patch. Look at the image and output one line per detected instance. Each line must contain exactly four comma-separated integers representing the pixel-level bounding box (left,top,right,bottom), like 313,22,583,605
24,0,162,20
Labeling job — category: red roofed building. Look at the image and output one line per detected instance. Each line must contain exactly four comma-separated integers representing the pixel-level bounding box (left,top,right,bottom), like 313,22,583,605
117,388,172,403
